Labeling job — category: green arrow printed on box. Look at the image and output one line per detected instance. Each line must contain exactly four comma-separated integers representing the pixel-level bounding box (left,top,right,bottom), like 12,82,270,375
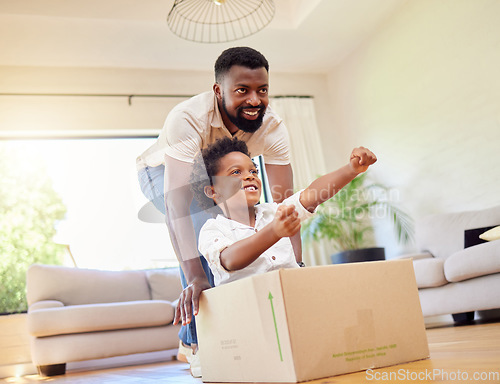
268,292,283,361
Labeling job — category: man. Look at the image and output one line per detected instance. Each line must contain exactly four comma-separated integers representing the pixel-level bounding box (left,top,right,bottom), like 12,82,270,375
136,47,301,376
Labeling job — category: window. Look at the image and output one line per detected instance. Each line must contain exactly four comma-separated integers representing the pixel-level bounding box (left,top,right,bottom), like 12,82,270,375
1,138,177,271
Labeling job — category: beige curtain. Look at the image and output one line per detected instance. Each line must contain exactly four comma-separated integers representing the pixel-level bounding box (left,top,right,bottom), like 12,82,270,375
270,97,332,266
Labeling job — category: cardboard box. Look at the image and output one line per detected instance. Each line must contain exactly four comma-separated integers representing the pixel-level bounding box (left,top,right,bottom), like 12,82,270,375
197,259,429,383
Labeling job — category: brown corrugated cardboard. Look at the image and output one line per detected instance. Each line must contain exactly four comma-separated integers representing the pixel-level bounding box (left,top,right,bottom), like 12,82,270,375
197,259,429,382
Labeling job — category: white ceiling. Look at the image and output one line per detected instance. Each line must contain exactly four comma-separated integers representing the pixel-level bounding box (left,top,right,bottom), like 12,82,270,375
0,0,407,73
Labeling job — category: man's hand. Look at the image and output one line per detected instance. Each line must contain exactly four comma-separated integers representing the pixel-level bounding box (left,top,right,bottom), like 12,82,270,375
349,147,377,174
173,277,212,326
272,204,301,238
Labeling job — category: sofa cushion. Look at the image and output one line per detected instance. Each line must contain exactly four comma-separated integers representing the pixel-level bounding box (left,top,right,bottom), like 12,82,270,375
415,205,500,260
28,300,175,337
146,268,183,302
444,241,500,283
412,258,448,288
417,273,500,317
27,264,151,306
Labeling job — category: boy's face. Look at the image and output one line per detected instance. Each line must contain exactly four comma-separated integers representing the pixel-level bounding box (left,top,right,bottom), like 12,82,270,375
207,151,262,210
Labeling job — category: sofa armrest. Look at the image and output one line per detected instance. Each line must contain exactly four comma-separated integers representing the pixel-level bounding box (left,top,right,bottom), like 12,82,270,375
394,251,434,261
28,300,64,312
412,258,447,288
444,240,500,282
394,252,447,288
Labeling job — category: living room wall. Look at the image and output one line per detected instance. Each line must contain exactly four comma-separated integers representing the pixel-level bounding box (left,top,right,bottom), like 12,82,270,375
324,0,500,255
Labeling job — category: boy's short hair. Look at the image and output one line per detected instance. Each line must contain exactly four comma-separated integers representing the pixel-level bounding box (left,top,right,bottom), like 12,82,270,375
190,137,253,210
214,47,269,82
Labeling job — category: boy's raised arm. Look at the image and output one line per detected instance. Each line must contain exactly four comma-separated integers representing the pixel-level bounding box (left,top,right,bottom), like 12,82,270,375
299,147,377,213
215,147,376,272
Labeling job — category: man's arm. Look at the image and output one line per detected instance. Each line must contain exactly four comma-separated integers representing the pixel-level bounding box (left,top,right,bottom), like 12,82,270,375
164,155,211,326
265,163,303,262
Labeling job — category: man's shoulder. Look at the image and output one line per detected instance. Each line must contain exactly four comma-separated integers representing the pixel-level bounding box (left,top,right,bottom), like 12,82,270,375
163,91,216,137
261,105,283,130
170,91,215,117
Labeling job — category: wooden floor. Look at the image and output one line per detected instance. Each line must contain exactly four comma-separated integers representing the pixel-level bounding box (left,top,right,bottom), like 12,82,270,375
3,319,500,384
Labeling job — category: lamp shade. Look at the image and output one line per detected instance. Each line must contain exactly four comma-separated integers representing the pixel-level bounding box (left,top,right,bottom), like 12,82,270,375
167,0,275,43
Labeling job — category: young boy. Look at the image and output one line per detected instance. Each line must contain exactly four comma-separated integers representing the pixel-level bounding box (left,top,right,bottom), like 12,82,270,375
191,137,377,286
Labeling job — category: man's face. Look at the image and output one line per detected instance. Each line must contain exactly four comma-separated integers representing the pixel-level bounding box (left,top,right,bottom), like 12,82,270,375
214,65,269,134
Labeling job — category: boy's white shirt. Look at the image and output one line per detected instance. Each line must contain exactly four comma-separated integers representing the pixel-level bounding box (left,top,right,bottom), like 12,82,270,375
198,190,315,286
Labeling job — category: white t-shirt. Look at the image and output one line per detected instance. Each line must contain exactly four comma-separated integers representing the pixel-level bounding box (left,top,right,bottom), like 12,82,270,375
198,191,315,286
136,91,290,170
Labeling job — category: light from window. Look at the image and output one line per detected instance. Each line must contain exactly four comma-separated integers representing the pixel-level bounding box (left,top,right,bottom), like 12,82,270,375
1,138,178,271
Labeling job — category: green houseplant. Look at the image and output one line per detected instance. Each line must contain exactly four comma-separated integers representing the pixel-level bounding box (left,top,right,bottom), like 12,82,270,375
301,172,413,263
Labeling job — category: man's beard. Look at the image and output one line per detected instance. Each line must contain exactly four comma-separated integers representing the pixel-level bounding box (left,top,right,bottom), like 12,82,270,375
222,98,265,133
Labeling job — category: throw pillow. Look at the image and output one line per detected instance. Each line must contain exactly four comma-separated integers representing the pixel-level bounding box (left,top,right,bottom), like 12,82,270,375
146,268,183,302
464,226,497,248
479,225,500,242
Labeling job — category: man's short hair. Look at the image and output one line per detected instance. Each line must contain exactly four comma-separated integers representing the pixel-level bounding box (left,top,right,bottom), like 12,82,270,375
190,137,254,210
214,47,269,82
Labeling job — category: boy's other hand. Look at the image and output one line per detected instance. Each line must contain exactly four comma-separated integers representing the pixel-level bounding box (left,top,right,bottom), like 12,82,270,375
349,147,377,174
273,204,301,238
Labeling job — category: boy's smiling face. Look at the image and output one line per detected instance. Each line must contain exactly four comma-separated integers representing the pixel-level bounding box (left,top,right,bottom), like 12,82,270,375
206,151,262,211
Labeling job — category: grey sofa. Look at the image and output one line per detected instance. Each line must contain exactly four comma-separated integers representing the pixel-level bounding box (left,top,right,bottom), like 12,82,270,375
26,264,183,376
401,205,500,322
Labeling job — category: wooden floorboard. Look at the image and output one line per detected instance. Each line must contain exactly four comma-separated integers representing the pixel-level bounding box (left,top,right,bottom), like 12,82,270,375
2,320,500,383
0,314,31,367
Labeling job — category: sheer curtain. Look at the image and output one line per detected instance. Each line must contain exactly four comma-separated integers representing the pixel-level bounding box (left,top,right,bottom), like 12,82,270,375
270,97,332,266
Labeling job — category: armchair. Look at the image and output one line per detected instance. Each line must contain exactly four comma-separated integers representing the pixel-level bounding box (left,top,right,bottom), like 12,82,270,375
401,205,500,322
